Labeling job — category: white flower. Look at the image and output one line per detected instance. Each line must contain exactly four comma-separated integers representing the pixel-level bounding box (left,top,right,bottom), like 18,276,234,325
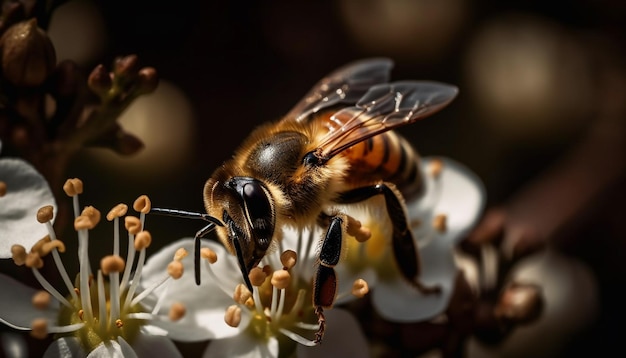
0,149,57,258
336,156,486,322
0,177,188,358
140,226,370,358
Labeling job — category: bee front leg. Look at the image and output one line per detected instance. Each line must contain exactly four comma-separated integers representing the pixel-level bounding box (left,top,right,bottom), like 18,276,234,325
313,215,344,344
338,183,441,295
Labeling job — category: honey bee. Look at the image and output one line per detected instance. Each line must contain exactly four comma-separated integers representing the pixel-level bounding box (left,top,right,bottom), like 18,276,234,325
151,58,458,342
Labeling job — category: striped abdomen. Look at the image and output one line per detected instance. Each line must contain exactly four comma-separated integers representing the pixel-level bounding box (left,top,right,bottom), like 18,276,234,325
342,130,424,201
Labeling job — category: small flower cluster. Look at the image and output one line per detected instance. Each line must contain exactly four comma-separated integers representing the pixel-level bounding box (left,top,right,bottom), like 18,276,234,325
1,178,187,357
141,226,372,357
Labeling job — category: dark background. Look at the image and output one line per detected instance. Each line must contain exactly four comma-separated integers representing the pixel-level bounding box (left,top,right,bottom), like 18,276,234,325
32,0,626,356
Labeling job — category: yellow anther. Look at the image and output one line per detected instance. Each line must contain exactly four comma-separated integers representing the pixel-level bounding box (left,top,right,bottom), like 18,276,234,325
30,319,48,339
133,195,152,213
351,278,369,298
167,260,184,279
262,265,273,277
429,158,443,179
101,255,125,275
134,231,152,250
347,215,371,242
271,269,291,290
36,205,54,223
32,291,51,310
106,203,128,221
115,319,124,328
0,181,6,197
82,206,101,224
432,214,447,233
280,250,298,270
63,178,83,197
31,235,51,256
25,252,43,269
244,297,255,309
124,216,141,235
224,305,242,328
40,240,66,256
74,206,101,230
78,309,84,320
174,248,188,261
169,302,186,321
200,247,217,264
249,267,266,287
11,245,26,266
233,284,252,304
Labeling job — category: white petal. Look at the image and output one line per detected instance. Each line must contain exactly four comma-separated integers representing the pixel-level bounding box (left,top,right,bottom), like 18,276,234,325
467,249,598,358
203,333,278,358
85,338,137,358
0,273,59,328
279,226,321,281
129,333,182,358
140,238,248,341
0,158,57,258
43,337,85,358
409,157,486,245
371,232,457,322
297,309,369,358
140,324,168,337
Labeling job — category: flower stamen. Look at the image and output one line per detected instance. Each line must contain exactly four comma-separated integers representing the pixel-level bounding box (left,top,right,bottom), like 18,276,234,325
37,206,80,303
249,267,267,314
32,291,51,310
432,214,447,233
120,216,141,293
224,305,242,327
123,230,151,311
200,248,233,298
63,178,83,218
169,302,186,321
107,203,128,257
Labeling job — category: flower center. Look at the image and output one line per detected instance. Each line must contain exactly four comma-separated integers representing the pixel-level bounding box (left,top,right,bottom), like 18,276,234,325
57,280,144,352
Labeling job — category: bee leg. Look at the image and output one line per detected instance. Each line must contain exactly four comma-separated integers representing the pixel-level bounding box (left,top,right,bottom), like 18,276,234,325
193,223,218,285
338,183,441,295
313,215,343,343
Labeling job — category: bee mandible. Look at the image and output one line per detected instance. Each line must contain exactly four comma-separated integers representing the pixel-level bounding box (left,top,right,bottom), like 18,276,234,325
151,58,458,342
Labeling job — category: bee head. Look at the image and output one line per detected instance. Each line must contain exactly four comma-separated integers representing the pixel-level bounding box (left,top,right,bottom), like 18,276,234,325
204,176,275,291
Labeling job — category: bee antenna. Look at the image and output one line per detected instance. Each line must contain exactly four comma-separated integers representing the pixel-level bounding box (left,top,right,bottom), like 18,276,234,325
150,207,223,226
148,208,222,286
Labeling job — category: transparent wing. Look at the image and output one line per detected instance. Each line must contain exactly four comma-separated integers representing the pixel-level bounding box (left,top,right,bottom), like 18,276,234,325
285,58,394,123
318,81,459,159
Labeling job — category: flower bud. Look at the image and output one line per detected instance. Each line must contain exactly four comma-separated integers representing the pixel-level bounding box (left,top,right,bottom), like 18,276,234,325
87,64,112,97
113,55,139,78
494,282,543,324
136,67,158,95
0,19,56,87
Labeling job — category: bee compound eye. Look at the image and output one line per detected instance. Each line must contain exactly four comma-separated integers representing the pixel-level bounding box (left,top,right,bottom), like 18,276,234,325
242,182,272,219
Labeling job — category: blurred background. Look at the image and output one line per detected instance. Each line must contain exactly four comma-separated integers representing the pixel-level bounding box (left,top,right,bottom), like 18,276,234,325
16,0,626,356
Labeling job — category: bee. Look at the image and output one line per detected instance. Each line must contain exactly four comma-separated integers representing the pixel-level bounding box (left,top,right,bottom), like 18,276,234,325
151,58,458,342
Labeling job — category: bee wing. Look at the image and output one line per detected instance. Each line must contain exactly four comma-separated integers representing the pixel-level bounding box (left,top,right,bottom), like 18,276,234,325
285,58,394,123
318,81,459,159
